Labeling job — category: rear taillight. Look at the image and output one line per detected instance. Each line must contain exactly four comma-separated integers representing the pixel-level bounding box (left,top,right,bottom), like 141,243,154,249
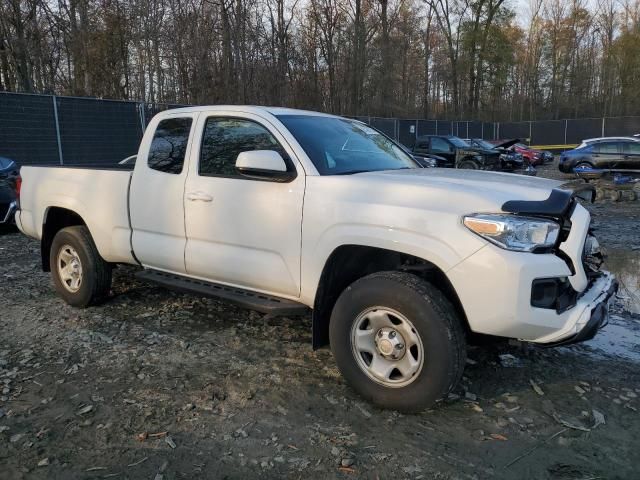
15,176,21,203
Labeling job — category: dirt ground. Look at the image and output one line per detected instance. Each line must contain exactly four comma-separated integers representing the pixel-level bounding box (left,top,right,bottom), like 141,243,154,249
1,165,639,480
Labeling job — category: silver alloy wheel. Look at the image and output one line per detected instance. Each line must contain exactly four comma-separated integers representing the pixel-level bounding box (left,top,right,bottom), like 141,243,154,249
57,244,83,293
351,307,424,388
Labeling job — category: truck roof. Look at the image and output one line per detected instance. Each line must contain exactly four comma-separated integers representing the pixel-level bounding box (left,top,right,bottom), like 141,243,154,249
156,105,340,118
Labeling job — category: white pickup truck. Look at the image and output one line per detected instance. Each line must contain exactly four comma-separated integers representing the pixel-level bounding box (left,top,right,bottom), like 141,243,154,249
16,106,617,412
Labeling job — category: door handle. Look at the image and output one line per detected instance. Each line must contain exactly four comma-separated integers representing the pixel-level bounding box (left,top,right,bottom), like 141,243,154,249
186,192,213,202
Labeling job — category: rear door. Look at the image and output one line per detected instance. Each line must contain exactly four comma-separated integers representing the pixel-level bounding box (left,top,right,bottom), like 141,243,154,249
183,113,305,298
622,141,640,169
130,113,197,273
592,142,622,168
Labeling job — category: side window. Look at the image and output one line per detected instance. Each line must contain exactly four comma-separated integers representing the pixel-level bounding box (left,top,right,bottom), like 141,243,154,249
148,117,193,174
595,142,618,154
625,142,640,154
200,118,288,177
431,137,451,153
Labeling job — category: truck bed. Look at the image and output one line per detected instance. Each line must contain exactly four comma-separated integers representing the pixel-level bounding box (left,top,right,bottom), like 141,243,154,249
17,165,135,264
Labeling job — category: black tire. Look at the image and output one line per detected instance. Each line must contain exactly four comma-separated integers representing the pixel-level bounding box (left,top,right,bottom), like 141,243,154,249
575,161,594,170
50,226,112,307
458,160,479,169
329,271,466,412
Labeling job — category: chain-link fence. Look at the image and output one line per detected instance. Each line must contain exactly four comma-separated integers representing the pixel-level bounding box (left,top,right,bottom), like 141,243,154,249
3,91,640,166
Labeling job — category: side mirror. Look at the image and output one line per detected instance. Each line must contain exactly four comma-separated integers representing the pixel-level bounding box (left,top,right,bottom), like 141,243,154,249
235,150,295,182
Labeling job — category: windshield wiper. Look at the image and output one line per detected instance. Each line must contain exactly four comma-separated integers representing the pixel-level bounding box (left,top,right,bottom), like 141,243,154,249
333,170,371,175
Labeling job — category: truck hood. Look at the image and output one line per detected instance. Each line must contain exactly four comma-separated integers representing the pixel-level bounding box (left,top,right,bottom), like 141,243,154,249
356,168,564,214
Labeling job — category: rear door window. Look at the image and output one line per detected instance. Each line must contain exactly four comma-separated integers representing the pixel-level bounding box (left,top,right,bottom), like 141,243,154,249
595,142,619,154
148,117,193,174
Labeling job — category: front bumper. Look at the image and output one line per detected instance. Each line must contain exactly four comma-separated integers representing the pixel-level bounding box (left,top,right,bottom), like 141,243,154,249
542,275,618,346
448,203,616,345
0,200,16,224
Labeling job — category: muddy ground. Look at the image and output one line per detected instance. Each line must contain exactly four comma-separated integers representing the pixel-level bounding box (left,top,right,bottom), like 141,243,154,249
0,165,639,480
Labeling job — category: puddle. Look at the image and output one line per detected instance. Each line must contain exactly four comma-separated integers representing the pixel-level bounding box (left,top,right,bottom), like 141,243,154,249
604,248,640,314
565,248,640,362
578,314,640,362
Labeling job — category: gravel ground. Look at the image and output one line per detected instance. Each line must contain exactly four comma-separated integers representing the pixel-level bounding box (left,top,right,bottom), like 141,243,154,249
0,165,639,480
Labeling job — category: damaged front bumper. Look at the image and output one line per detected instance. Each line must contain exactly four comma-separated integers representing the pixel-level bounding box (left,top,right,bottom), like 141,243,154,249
538,272,618,346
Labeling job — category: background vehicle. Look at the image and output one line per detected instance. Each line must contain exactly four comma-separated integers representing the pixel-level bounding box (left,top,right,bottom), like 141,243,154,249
16,106,616,412
398,144,445,168
510,142,544,166
413,135,499,170
540,150,554,163
0,156,20,225
491,140,545,166
465,138,524,171
559,137,640,173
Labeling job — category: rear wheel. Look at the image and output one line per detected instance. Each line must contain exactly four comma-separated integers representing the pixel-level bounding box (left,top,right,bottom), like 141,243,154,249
50,226,112,307
329,271,466,412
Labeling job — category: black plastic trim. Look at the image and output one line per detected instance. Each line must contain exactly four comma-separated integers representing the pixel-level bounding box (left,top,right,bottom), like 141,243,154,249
137,269,310,316
501,188,573,216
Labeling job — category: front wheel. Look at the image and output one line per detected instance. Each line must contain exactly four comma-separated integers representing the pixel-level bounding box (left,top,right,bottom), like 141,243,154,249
329,272,466,412
50,226,112,307
457,160,479,169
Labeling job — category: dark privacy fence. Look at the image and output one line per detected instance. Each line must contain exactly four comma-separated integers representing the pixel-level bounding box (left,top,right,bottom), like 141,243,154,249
0,92,182,165
3,91,640,165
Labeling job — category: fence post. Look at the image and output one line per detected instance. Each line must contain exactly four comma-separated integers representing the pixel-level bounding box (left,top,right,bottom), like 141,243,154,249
138,102,146,132
601,117,605,137
564,120,568,145
52,95,64,165
529,121,532,144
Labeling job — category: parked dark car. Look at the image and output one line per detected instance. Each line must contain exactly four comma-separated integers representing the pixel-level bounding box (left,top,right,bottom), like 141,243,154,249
413,135,500,170
465,138,524,171
540,150,554,163
398,144,446,168
558,138,640,173
0,157,20,225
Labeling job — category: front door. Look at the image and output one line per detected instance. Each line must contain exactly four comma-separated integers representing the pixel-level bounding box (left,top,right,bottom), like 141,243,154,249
429,137,455,166
130,114,197,273
183,114,305,298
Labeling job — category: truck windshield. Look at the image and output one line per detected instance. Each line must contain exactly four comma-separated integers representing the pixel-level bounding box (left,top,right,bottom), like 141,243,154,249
276,115,418,175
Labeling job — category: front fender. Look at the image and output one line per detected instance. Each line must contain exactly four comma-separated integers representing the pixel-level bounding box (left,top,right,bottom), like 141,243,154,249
299,222,485,305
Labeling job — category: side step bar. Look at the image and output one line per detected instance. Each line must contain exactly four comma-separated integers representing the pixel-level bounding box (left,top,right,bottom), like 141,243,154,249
136,269,310,316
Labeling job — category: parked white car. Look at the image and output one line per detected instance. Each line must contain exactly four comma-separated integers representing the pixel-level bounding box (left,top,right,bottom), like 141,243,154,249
15,106,617,411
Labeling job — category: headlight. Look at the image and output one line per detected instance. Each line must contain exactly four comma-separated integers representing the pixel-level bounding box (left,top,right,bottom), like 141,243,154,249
463,214,560,252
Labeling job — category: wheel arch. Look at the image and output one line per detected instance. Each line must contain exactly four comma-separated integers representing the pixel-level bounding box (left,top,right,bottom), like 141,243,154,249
311,244,469,349
41,207,89,272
